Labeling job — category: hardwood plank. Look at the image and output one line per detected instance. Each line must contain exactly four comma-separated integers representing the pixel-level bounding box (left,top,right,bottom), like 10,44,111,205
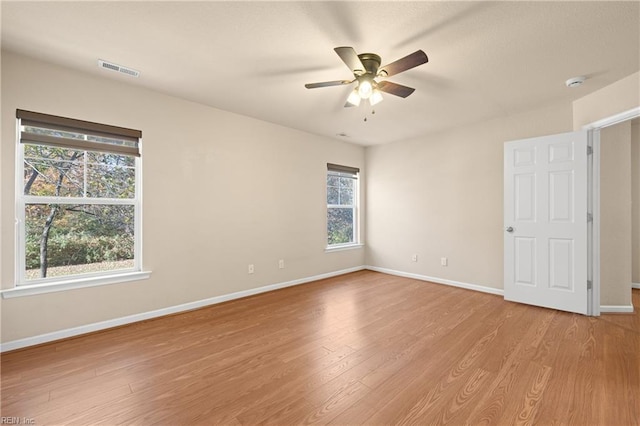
2,273,639,425
338,297,511,424
463,309,557,425
236,333,418,424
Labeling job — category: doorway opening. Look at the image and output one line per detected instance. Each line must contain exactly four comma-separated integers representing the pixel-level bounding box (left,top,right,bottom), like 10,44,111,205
583,107,640,315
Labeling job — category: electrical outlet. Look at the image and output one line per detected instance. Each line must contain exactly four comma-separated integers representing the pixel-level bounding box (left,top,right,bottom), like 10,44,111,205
248,264,254,274
441,257,448,266
278,259,285,269
411,254,418,262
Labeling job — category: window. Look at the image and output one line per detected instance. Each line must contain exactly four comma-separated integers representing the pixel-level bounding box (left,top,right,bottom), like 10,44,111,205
16,109,142,286
326,163,359,247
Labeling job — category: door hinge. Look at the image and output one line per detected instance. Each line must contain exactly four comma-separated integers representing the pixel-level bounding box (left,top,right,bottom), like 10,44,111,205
587,280,593,290
587,212,593,222
587,145,593,155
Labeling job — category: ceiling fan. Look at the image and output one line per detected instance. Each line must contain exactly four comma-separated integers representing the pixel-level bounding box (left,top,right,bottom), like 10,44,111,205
305,46,428,107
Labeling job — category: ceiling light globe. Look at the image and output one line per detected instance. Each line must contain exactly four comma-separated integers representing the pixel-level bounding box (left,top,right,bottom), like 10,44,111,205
346,90,361,107
369,90,383,106
358,80,373,99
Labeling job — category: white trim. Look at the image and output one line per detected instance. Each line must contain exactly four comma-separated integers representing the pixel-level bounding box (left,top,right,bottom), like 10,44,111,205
1,271,152,298
15,118,25,286
365,265,504,296
134,138,143,273
586,129,594,316
591,129,601,316
582,106,640,130
0,266,364,352
632,282,640,289
325,243,364,253
599,305,634,313
23,196,135,205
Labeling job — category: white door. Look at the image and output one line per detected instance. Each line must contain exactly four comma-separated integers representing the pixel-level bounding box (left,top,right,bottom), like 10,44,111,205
504,130,589,314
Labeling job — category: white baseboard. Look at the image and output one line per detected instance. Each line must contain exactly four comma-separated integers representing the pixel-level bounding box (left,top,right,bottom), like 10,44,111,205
7,265,628,352
0,266,365,353
365,265,504,296
600,305,634,313
632,282,640,290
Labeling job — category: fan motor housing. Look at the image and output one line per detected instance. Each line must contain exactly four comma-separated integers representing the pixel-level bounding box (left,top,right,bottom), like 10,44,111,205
357,53,381,76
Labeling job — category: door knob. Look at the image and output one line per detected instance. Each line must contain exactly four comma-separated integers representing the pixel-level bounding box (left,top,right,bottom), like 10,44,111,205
506,226,514,233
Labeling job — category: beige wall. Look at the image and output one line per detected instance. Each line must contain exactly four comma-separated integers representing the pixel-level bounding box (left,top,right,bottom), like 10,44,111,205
632,120,640,284
600,122,632,306
365,103,573,289
573,71,640,130
0,51,365,343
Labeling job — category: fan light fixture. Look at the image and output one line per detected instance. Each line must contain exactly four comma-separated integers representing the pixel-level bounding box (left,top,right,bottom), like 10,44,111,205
346,90,361,107
348,78,382,106
369,89,384,106
305,47,429,110
357,79,373,99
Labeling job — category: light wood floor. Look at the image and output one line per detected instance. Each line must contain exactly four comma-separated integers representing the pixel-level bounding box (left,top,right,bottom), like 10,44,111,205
2,271,639,425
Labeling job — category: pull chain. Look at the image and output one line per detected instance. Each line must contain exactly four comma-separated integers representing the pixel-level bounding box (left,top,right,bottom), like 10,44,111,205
364,109,376,122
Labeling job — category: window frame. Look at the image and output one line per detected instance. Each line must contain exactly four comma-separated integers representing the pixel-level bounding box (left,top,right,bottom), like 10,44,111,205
10,110,148,294
326,163,361,250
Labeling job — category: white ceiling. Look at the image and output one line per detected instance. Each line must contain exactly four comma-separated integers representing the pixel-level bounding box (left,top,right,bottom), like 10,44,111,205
2,1,639,146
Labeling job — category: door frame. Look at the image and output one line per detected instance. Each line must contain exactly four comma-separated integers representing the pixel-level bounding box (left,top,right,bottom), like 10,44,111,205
583,106,640,316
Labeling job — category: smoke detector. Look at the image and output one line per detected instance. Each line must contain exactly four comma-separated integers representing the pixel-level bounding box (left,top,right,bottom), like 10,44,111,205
565,76,585,88
98,59,140,78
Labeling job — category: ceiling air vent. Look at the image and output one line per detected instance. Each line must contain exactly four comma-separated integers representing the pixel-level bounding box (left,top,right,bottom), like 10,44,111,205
98,59,140,78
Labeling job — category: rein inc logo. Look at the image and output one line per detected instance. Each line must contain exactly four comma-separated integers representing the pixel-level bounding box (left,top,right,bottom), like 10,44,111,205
1,418,35,425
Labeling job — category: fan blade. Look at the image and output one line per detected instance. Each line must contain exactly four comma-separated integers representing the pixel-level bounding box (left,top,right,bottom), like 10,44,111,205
334,47,365,75
377,81,416,98
305,80,352,89
378,50,428,77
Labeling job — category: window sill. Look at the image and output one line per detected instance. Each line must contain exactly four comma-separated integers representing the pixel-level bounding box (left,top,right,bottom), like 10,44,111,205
325,243,364,253
1,271,152,299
